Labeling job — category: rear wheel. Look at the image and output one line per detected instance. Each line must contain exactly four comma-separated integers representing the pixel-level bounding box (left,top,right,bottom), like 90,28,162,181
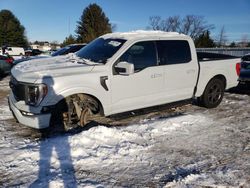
50,94,99,131
199,78,225,108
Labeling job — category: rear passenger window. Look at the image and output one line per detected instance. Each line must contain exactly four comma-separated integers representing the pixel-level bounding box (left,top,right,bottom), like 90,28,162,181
119,41,157,71
157,40,191,65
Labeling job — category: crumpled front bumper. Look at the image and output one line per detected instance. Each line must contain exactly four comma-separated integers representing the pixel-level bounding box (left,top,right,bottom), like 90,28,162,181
8,93,51,129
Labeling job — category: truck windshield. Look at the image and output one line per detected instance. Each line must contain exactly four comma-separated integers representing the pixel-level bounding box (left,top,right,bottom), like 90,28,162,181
76,38,126,64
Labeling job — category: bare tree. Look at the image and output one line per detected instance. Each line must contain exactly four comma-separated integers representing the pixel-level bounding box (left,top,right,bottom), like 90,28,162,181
182,15,213,39
111,23,117,32
217,26,227,47
148,15,214,40
149,16,161,30
161,16,181,32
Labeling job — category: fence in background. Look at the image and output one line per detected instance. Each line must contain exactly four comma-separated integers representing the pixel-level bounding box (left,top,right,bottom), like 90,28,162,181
197,48,250,57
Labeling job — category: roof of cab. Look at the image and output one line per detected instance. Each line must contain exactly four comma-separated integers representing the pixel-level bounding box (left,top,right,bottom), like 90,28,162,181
101,30,189,40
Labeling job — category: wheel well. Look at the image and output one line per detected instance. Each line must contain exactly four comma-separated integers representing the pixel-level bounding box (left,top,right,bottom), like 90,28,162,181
84,94,104,115
210,75,226,89
197,74,226,108
61,93,104,116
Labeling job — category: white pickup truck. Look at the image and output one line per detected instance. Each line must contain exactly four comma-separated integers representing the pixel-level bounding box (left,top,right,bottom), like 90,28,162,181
9,31,240,130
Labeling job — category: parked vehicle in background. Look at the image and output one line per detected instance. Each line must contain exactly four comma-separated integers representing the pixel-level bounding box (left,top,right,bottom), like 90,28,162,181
13,55,48,66
13,44,87,66
25,49,43,56
238,53,250,84
51,44,86,56
9,31,240,130
0,55,14,76
4,47,25,56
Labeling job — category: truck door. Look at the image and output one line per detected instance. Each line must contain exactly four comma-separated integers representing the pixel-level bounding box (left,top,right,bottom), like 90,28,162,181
156,40,198,102
110,41,165,114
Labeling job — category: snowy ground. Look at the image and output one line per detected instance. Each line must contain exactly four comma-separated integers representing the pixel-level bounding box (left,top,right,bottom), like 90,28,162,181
0,76,249,187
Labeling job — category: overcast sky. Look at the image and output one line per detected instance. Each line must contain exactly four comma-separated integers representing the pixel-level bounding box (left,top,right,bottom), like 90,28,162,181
1,0,249,43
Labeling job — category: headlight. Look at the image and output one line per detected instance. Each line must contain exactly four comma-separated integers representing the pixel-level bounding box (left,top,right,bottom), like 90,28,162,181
25,84,48,106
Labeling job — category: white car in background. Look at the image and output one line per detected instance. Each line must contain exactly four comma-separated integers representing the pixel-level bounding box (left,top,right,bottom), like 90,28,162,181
4,47,25,56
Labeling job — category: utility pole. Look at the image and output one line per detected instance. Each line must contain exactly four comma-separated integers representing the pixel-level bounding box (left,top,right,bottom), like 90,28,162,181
68,17,71,36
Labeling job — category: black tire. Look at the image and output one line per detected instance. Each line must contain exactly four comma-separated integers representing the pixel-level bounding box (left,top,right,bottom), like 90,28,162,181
200,78,225,108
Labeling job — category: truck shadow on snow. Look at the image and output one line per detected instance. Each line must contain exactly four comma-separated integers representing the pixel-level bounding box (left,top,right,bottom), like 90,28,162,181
40,99,189,138
227,83,250,95
82,100,189,130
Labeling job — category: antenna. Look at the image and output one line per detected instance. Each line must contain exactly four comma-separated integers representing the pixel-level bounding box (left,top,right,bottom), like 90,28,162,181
68,17,71,36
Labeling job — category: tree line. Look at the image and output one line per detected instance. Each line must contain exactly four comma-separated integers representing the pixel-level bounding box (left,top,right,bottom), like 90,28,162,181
148,15,250,48
0,10,28,47
0,3,112,48
63,3,112,46
0,4,249,48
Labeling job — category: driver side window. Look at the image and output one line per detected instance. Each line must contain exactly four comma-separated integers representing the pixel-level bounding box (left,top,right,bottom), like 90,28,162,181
119,41,157,71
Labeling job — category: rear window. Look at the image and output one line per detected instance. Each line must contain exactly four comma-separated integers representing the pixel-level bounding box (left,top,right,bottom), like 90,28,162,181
156,40,191,65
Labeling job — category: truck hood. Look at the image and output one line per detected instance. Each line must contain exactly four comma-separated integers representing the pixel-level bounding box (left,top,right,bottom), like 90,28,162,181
11,55,95,83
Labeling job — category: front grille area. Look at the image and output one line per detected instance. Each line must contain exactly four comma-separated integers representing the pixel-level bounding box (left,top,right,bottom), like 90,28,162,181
9,76,26,102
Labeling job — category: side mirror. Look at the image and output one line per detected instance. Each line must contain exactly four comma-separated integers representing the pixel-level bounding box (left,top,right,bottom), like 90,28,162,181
115,61,134,75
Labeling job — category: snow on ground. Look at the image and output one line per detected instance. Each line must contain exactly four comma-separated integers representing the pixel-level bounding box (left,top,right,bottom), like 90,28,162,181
0,76,12,120
0,75,10,91
0,76,250,187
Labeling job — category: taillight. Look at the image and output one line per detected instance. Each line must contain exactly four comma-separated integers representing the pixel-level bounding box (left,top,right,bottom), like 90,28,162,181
5,58,14,65
236,62,241,76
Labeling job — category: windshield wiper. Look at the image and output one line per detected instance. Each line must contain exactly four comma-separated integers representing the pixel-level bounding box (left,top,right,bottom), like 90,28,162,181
97,60,107,64
77,57,100,65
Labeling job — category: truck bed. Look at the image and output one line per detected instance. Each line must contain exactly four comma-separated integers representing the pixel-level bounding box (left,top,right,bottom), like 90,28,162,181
195,54,241,97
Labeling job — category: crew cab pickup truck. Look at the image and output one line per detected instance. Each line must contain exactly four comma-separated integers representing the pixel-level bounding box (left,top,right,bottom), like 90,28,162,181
9,31,240,130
